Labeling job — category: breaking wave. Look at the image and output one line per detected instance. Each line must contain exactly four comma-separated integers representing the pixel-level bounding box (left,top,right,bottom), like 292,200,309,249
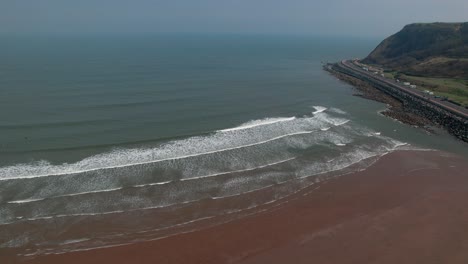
0,111,347,180
218,117,296,132
312,106,327,114
0,107,409,256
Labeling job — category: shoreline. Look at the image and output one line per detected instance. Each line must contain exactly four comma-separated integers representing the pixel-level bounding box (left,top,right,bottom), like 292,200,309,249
324,61,468,142
13,149,468,264
324,66,437,132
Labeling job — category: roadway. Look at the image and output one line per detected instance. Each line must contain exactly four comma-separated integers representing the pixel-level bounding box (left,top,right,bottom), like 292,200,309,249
339,60,468,120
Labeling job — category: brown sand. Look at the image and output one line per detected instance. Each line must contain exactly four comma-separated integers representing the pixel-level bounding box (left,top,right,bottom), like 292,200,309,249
9,150,468,264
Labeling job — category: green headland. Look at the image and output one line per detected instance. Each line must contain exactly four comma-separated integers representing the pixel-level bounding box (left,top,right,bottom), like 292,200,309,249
362,22,468,106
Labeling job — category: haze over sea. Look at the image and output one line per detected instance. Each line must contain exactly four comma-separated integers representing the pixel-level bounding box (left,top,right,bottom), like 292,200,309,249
0,34,466,256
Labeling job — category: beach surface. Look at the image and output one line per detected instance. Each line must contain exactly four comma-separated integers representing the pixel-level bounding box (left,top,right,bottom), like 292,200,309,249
8,149,468,264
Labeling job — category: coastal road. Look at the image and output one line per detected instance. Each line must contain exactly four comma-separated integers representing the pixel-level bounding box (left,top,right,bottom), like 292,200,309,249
340,60,468,120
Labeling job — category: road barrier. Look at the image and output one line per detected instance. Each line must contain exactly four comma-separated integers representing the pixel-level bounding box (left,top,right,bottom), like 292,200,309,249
328,61,468,142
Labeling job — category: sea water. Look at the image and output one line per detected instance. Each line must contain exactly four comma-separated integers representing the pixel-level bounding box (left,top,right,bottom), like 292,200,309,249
0,34,465,255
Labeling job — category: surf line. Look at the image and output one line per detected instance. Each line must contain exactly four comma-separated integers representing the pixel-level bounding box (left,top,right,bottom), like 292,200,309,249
2,130,322,180
218,117,296,132
6,187,125,204
2,142,397,225
312,106,327,115
180,156,296,181
4,157,296,205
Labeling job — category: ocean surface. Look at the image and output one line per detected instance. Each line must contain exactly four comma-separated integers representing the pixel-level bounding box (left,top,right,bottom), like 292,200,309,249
0,34,466,257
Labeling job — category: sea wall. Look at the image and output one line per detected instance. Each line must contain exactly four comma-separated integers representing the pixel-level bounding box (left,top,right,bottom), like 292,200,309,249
328,63,468,142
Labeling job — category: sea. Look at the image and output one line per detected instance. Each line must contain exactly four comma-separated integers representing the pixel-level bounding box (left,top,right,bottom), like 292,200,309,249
0,34,466,257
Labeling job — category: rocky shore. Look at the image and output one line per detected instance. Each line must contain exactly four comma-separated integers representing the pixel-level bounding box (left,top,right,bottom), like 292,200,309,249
325,66,436,132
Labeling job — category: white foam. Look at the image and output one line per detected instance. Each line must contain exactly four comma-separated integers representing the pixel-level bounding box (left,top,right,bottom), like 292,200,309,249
313,113,349,127
9,201,201,224
1,113,341,180
135,216,216,235
6,188,124,204
1,139,403,226
59,238,91,246
58,187,123,198
3,135,408,254
180,157,296,181
394,142,408,148
0,112,356,182
312,106,327,115
134,181,173,188
297,140,404,180
21,210,127,222
4,158,296,205
333,120,350,126
335,143,346,146
7,198,44,204
212,184,275,199
328,108,347,115
0,130,315,180
0,112,406,230
218,117,296,132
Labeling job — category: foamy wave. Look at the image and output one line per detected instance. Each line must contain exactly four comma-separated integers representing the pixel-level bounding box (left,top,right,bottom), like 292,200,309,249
134,181,173,188
4,140,402,225
59,238,91,246
7,198,45,204
4,158,297,205
297,143,396,180
312,106,327,114
181,157,296,182
0,114,347,180
0,112,400,224
313,113,349,127
218,117,296,132
333,120,350,126
212,184,276,199
0,137,404,227
5,188,125,205
0,131,311,180
393,142,408,148
328,108,347,115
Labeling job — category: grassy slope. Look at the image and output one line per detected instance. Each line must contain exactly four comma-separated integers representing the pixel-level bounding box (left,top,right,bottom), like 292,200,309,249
380,69,468,106
398,75,468,106
363,22,468,78
364,22,468,106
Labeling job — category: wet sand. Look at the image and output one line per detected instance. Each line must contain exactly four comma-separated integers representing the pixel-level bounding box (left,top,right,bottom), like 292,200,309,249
9,149,468,264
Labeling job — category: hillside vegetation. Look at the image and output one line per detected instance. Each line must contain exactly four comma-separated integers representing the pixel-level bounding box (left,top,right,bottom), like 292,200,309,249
362,22,468,106
362,22,468,79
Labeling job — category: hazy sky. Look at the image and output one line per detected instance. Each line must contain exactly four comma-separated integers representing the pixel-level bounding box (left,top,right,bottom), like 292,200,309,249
1,0,467,37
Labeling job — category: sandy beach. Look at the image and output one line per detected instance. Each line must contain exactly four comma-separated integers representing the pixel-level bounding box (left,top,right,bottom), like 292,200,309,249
7,149,466,264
